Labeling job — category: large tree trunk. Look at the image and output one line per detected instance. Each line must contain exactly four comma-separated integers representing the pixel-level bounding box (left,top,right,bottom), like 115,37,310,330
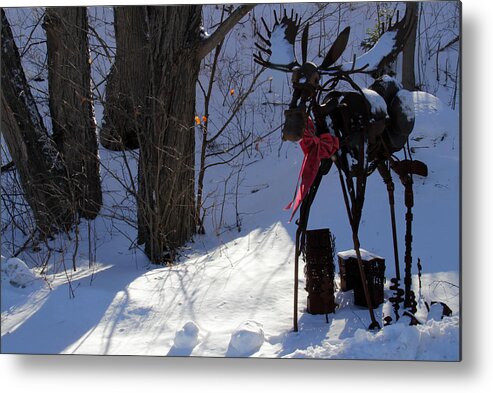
402,2,419,90
137,4,254,263
101,6,148,151
1,10,74,235
138,5,201,262
43,7,102,219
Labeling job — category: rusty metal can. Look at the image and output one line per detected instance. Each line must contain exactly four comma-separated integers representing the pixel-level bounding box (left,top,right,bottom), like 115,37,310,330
303,228,336,314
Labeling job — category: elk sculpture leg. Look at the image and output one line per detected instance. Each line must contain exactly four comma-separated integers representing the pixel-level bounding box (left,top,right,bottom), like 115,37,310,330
293,161,330,332
293,227,302,332
401,173,415,309
334,155,381,330
378,161,406,324
393,171,420,325
377,162,401,281
331,113,381,330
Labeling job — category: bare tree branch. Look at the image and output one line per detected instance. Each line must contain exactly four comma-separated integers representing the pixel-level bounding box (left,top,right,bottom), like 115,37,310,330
1,161,15,173
207,68,265,145
197,4,255,59
437,35,459,54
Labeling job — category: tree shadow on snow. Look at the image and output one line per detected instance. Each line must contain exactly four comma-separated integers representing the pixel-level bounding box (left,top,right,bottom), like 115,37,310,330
1,263,147,355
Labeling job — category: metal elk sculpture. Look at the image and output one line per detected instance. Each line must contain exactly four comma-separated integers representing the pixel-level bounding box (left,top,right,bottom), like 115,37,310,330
254,9,428,331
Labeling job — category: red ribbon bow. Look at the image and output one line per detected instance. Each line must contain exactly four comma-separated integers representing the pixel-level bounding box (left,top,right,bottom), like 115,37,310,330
284,118,339,222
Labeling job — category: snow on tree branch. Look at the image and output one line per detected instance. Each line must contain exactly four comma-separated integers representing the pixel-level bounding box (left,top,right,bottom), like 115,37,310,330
198,4,255,59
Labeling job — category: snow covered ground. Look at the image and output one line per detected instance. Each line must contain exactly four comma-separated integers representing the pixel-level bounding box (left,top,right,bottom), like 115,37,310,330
1,91,460,360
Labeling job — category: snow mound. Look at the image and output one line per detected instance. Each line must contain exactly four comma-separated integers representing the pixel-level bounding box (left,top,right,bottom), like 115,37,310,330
411,91,453,145
173,321,200,349
286,316,459,361
417,317,460,360
347,323,421,359
1,256,38,288
228,320,265,356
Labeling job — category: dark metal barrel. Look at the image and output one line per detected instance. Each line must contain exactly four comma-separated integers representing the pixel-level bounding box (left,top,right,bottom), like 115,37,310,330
338,250,386,308
303,228,336,314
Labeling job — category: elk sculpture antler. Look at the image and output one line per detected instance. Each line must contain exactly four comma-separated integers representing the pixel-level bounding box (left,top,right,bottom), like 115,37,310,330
254,11,376,143
254,11,362,76
253,9,301,72
255,7,417,78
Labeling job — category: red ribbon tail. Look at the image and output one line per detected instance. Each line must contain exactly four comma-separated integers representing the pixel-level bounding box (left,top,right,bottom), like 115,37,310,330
284,154,308,214
285,187,303,223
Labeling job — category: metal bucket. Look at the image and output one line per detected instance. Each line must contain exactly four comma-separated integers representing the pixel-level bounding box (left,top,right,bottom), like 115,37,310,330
338,251,386,308
303,228,336,314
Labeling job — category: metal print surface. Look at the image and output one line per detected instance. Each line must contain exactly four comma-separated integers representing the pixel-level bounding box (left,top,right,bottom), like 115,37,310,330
1,2,461,360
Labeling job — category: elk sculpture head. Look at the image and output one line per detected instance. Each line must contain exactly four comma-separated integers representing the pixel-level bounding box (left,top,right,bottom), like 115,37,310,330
253,8,418,153
254,10,355,141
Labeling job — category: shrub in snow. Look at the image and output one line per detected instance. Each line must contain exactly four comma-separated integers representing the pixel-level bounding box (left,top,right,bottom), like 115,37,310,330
1,257,38,288
229,320,265,356
173,321,200,349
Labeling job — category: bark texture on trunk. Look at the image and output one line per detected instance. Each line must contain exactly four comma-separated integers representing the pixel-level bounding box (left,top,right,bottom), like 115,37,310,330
44,7,102,219
402,2,419,90
1,10,73,235
135,4,254,262
101,6,148,151
138,5,202,263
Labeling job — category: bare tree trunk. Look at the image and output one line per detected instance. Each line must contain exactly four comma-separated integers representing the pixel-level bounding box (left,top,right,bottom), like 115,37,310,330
402,2,419,90
43,7,102,220
137,4,254,263
138,5,201,262
1,10,74,235
101,6,148,151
